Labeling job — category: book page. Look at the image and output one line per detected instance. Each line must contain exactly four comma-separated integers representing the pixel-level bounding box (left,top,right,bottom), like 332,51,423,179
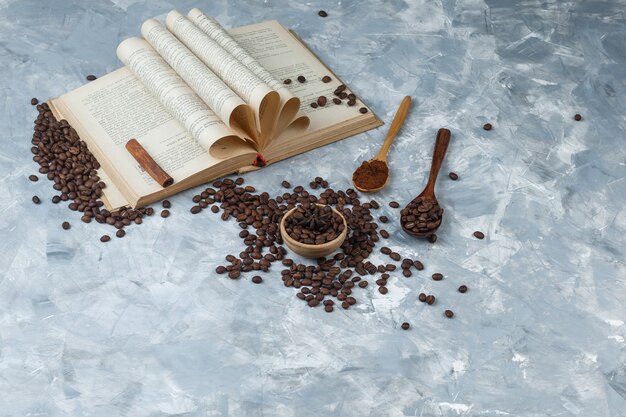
140,19,259,144
165,10,280,148
52,68,251,203
188,8,305,140
117,37,245,158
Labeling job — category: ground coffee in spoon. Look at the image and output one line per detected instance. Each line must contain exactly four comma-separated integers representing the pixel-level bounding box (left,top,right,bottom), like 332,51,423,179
352,160,389,189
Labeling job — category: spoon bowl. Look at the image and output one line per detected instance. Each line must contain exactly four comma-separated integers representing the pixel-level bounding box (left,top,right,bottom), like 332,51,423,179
352,96,412,193
401,128,451,238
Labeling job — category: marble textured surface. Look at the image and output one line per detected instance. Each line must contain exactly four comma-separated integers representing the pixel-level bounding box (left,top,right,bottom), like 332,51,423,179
1,0,626,415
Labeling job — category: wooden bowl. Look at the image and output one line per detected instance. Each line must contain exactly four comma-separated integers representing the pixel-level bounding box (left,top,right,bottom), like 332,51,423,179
280,205,348,259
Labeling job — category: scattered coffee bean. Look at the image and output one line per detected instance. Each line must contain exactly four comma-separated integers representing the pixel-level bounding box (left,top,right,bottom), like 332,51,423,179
458,285,468,293
216,265,226,274
429,234,437,243
86,74,97,81
161,209,170,218
310,102,318,109
389,201,400,208
332,98,341,105
379,216,388,223
100,234,111,242
426,295,436,305
297,75,306,83
321,75,331,83
347,99,356,106
413,260,424,270
318,10,328,17
574,114,582,121
317,96,327,107
449,172,459,180
51,196,61,204
390,252,401,261
378,286,388,294
483,123,492,131
281,180,291,188
380,246,392,255
228,270,240,279
32,195,40,204
473,231,485,239
283,78,292,85
432,273,443,281
324,304,334,312
401,322,410,330
418,293,427,302
252,276,263,284
31,98,39,105
62,221,70,230
380,230,389,239
116,229,125,238
190,206,202,214
162,200,171,208
445,309,454,318
28,174,39,182
402,269,412,278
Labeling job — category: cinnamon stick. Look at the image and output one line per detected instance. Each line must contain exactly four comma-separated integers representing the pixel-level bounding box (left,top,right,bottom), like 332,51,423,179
125,138,173,188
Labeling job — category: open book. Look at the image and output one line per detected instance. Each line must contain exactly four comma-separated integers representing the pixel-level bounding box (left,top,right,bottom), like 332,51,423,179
48,8,383,210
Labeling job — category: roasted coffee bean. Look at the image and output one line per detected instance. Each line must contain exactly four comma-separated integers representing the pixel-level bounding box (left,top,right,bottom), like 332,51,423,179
449,172,459,180
252,276,263,284
426,295,436,305
341,301,350,309
116,229,125,238
324,304,333,312
389,201,400,208
321,75,331,82
160,210,170,218
51,195,61,204
32,195,41,204
413,260,424,270
29,174,39,182
429,234,437,243
402,269,412,278
317,96,327,107
62,221,70,230
81,215,91,223
297,75,306,83
380,230,389,239
483,123,492,131
281,180,291,188
310,102,318,109
211,205,219,213
332,98,341,105
31,98,39,105
228,270,241,279
473,231,485,239
190,205,202,214
574,114,582,121
162,200,171,208
86,74,97,81
418,293,427,302
359,107,368,114
379,215,388,223
380,246,392,255
444,310,454,318
358,281,368,288
458,285,468,293
389,252,401,261
347,99,356,106
378,286,388,294
318,10,328,17
100,234,111,242
401,322,410,330
216,266,226,274
283,78,292,85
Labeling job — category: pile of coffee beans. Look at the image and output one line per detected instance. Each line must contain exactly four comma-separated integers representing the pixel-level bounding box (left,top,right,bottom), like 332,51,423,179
284,203,344,245
29,100,156,241
400,198,443,236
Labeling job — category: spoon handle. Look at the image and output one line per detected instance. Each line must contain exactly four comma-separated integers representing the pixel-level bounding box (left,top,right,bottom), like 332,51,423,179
375,96,412,161
423,128,451,197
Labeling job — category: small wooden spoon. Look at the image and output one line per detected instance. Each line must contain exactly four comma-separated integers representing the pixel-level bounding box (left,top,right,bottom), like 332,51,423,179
401,128,451,238
353,96,412,193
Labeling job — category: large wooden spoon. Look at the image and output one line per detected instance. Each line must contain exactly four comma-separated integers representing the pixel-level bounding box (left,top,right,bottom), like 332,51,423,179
401,128,451,238
352,96,412,193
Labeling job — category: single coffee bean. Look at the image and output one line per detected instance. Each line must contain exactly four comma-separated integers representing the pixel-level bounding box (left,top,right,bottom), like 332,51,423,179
310,102,318,108
281,180,291,188
332,98,341,105
380,247,392,255
445,310,454,318
449,172,459,180
51,196,61,204
283,78,292,85
324,304,333,313
162,200,171,208
347,99,356,106
297,75,306,83
317,96,327,107
418,293,427,302
116,229,125,238
100,234,111,242
389,201,400,208
161,209,170,218
390,252,401,261
190,205,202,214
401,322,410,330
402,269,412,278
358,281,368,288
380,230,389,239
359,107,368,114
228,269,240,279
216,266,226,274
62,221,70,230
426,295,436,305
379,215,388,223
252,276,263,284
473,231,485,239
378,286,388,294
483,123,492,131
413,260,424,270
211,205,219,213
321,75,331,82
318,10,328,17
31,98,39,105
432,273,443,281
32,195,41,204
429,234,437,243
574,114,582,121
29,175,39,182
86,74,97,81
458,285,468,293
